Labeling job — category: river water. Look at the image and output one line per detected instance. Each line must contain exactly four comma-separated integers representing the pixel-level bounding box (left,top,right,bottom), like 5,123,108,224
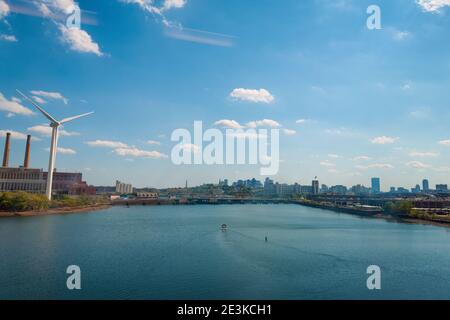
1,204,449,299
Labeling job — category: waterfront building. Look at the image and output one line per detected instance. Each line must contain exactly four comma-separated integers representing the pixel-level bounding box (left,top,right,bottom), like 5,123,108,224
422,179,430,191
264,177,276,196
300,185,313,194
330,185,347,195
115,180,133,194
0,133,94,196
371,177,381,193
390,187,396,193
350,184,370,195
136,192,159,199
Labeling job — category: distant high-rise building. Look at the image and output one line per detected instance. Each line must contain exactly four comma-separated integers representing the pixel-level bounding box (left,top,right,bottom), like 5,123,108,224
312,179,319,195
412,185,421,194
422,179,429,191
436,184,448,192
264,177,276,196
371,177,381,193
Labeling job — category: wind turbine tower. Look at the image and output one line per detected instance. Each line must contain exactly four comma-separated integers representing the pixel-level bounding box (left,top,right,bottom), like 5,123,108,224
17,90,93,200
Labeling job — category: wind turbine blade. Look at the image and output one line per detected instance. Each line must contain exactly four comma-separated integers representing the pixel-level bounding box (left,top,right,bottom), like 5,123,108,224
60,111,94,124
16,89,59,124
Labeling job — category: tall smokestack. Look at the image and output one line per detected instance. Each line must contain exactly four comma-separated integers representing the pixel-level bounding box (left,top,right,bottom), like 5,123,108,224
24,135,31,168
2,132,11,167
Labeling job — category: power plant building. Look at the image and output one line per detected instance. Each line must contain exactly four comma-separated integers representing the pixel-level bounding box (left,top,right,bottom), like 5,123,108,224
0,132,95,196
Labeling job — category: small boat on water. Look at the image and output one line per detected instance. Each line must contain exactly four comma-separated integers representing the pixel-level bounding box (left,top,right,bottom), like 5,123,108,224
221,224,228,230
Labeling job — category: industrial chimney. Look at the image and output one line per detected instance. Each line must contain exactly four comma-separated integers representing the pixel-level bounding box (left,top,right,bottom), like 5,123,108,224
2,132,11,167
24,134,31,168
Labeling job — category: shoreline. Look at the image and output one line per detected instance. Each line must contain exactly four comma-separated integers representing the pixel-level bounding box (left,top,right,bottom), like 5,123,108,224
0,203,111,218
1,201,449,229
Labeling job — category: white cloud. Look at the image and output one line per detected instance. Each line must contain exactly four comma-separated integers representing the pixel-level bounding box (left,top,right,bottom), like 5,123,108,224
86,140,129,148
408,151,439,157
46,0,78,14
0,34,17,42
357,163,394,170
328,154,340,158
31,90,68,104
283,129,296,136
371,136,398,145
164,26,235,47
393,30,410,41
45,147,77,155
296,119,310,124
22,2,103,56
114,147,168,159
402,82,412,90
416,0,450,12
162,0,187,10
147,140,161,145
229,88,274,104
28,125,79,137
58,24,103,56
120,0,162,14
406,161,431,169
439,140,450,146
214,119,242,129
352,155,371,161
320,160,336,167
32,96,47,104
246,119,281,128
36,1,53,16
324,127,356,137
0,130,28,140
0,0,9,20
0,93,34,116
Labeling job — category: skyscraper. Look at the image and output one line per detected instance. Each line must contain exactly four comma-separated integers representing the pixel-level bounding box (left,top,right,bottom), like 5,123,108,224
371,177,381,193
422,179,429,191
312,179,319,195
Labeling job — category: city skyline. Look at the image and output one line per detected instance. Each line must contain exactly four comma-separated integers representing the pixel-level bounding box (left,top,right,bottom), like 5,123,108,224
1,0,450,189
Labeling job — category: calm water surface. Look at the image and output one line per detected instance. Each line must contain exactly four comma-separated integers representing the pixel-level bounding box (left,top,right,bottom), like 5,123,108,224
1,204,450,299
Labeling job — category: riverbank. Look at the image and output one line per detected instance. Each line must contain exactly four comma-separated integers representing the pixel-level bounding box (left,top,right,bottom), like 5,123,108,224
296,202,450,229
0,203,111,218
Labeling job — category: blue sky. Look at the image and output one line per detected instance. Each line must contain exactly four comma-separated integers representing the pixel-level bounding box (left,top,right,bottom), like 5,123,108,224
1,0,450,190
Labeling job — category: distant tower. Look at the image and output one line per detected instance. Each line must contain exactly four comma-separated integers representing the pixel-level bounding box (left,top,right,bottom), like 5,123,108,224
312,178,319,195
23,135,31,168
422,179,429,191
185,180,188,189
2,132,11,167
371,177,381,193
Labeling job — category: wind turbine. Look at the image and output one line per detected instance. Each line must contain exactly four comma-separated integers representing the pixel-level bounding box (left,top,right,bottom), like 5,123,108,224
16,90,93,200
